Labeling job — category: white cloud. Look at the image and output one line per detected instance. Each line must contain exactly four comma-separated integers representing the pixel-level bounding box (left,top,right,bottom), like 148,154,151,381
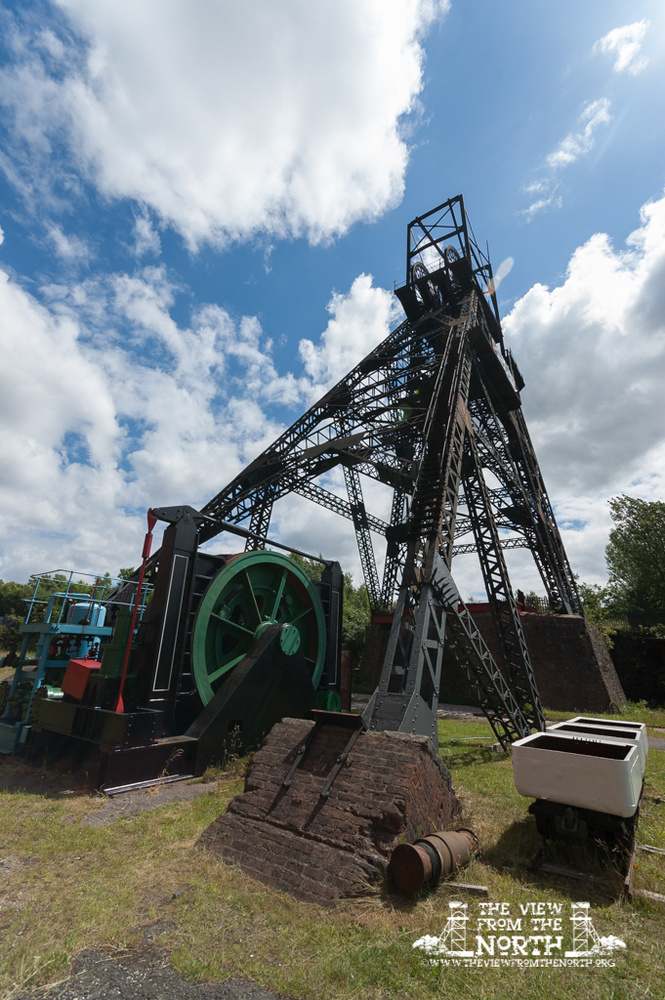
4,185,664,594
0,265,284,580
520,192,562,222
0,224,4,245
546,98,612,170
0,0,448,248
522,99,612,220
503,191,665,584
47,224,91,263
594,20,650,75
299,273,402,397
131,210,161,258
0,259,400,581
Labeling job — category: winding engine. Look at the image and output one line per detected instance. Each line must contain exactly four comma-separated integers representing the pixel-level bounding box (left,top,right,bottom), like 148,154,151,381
22,505,343,790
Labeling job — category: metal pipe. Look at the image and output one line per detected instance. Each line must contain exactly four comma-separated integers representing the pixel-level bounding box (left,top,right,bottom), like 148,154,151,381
389,828,480,894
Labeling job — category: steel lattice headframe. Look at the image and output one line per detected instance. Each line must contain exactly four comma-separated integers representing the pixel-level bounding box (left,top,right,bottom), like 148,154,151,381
200,194,582,748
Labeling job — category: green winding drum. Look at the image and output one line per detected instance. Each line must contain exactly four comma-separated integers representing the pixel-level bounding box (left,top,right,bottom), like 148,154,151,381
191,550,327,706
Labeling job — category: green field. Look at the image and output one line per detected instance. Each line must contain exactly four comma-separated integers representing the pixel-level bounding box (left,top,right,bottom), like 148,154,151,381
1,707,664,1000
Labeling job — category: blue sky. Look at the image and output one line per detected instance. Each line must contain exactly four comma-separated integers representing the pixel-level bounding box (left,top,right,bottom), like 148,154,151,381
1,0,664,598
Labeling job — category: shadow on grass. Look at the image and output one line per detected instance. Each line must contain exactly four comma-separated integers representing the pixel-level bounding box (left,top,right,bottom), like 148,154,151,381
439,744,509,770
0,755,95,798
484,816,626,904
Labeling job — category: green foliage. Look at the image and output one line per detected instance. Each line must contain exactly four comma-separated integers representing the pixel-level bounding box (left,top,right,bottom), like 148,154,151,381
576,581,621,650
341,574,370,663
0,615,22,651
118,567,136,580
605,495,665,613
288,552,323,583
0,579,33,618
577,580,610,623
289,554,371,664
22,573,85,625
0,573,116,635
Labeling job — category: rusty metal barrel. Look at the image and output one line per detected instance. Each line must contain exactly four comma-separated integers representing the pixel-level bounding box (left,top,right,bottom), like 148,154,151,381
388,828,480,894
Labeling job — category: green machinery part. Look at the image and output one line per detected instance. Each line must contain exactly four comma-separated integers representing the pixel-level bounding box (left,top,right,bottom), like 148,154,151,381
191,551,327,706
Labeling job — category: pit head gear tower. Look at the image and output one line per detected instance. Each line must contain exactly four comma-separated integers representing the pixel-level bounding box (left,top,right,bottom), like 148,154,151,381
14,196,580,791
201,195,581,749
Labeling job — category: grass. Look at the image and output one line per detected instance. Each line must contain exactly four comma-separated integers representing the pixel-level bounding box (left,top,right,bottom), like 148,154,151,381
0,712,664,1000
544,701,665,730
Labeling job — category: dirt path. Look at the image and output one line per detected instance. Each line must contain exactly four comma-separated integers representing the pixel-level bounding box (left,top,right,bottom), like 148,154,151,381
15,947,294,1000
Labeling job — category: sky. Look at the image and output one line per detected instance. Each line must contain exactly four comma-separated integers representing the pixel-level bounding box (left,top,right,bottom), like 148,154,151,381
0,0,664,600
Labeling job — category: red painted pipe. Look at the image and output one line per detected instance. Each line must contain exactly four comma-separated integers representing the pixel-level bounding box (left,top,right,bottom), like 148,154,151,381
113,509,158,713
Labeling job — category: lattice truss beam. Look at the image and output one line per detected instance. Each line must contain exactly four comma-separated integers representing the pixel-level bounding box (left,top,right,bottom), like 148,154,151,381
202,198,579,614
200,195,580,746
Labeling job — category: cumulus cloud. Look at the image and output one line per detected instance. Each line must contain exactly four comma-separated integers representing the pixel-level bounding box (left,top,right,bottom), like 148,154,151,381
0,266,279,579
504,191,665,583
0,261,398,581
299,273,402,396
594,20,650,75
4,189,664,592
0,0,448,248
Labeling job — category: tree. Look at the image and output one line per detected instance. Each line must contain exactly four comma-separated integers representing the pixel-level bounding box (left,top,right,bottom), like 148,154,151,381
577,581,611,624
288,552,323,584
0,616,22,653
341,574,370,664
0,579,33,619
289,554,370,663
605,495,665,613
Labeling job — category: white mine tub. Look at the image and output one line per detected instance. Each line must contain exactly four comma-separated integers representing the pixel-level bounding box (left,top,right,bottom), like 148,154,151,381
563,716,648,760
547,720,648,774
512,731,642,818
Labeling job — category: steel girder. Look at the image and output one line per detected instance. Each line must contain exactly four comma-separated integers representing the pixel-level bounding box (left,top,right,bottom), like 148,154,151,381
194,195,579,748
466,373,582,614
200,316,432,543
461,426,545,732
362,289,544,747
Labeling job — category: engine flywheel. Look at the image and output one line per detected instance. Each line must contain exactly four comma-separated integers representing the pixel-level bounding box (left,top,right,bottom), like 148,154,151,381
191,550,326,705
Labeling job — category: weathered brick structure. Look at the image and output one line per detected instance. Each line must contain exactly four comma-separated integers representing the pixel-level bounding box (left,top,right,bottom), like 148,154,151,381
199,716,463,904
518,613,625,711
363,609,626,714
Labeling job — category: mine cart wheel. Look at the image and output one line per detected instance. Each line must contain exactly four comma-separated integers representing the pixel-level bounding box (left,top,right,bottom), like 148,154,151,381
534,814,553,839
614,812,638,856
191,550,327,706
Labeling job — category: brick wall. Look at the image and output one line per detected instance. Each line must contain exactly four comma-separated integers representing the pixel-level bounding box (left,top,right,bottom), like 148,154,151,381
362,611,626,713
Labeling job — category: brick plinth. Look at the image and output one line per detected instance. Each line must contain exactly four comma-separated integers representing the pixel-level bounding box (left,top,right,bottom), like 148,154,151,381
199,717,463,904
363,612,626,713
520,613,626,712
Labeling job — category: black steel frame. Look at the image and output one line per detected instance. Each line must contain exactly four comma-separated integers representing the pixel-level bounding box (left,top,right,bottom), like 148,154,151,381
198,195,580,747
